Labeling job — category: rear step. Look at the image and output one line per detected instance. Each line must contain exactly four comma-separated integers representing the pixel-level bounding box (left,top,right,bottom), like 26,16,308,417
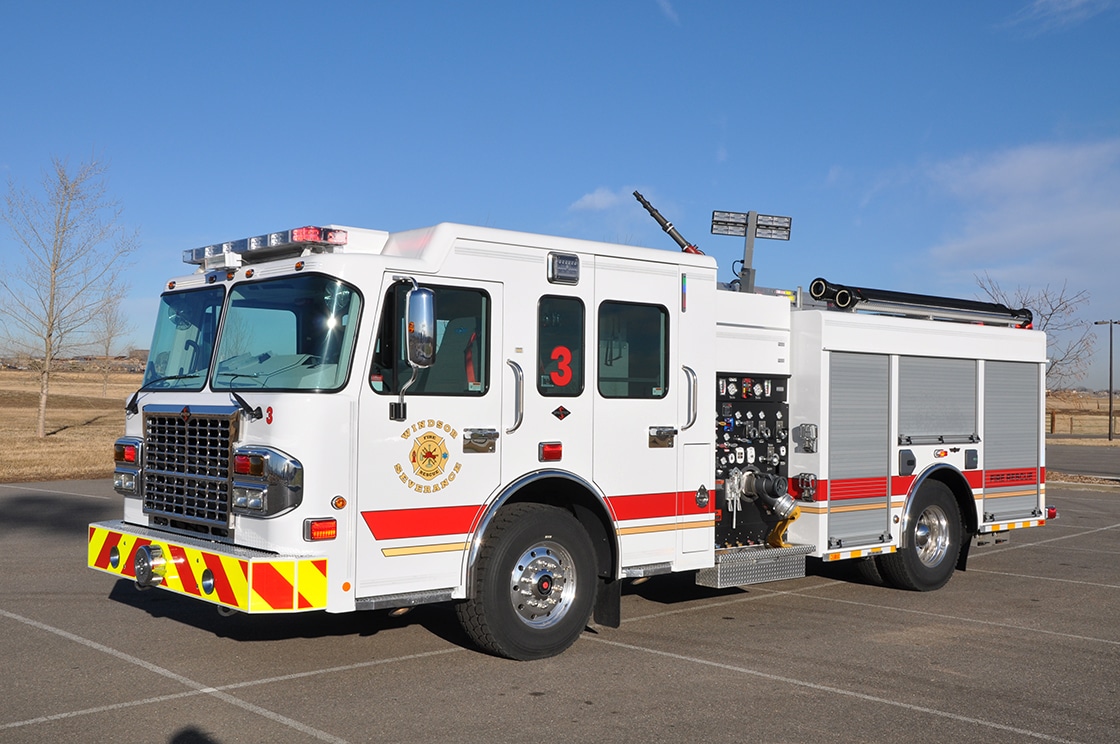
695,544,816,589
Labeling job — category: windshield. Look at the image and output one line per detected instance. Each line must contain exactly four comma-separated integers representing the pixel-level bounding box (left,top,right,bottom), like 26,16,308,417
212,274,362,391
143,287,225,390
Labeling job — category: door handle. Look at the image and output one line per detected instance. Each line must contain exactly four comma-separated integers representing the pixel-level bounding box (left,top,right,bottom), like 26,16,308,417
649,426,678,448
463,428,500,454
506,359,524,434
682,365,697,431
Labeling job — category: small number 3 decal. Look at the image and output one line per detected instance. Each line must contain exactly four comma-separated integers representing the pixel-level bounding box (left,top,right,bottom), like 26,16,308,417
266,406,274,424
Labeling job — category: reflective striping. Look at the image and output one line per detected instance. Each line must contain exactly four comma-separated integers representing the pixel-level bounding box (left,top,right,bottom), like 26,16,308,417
87,525,327,613
980,519,1045,533
382,541,469,557
617,517,714,537
823,545,896,562
296,559,328,609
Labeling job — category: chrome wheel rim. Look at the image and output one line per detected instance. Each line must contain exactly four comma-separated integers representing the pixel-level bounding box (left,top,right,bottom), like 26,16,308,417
509,541,575,628
913,504,951,567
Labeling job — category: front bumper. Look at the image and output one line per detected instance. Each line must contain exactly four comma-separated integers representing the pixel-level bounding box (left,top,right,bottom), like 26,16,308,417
88,520,327,613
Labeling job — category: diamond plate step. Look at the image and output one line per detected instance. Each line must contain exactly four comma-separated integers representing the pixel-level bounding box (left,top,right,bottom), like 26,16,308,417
695,544,816,589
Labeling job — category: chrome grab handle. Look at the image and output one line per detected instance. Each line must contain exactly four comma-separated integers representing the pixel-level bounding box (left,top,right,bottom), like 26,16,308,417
506,359,524,434
682,365,697,431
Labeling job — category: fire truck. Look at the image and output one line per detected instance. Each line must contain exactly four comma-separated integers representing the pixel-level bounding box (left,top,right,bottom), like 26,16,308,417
88,195,1050,660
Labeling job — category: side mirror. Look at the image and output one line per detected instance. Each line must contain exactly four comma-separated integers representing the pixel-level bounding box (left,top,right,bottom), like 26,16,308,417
405,287,435,368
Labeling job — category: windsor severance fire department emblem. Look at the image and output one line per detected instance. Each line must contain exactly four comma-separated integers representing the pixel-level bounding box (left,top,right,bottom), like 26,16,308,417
410,431,449,480
395,419,463,493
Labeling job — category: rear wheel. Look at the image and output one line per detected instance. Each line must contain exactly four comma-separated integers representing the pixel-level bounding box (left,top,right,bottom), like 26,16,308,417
878,481,961,591
456,503,596,660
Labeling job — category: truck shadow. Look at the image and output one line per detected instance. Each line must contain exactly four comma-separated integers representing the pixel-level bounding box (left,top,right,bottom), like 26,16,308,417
106,579,474,648
104,561,886,652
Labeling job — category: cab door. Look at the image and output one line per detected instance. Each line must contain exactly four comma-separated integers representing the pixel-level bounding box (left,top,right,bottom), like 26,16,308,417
355,276,503,599
592,257,682,569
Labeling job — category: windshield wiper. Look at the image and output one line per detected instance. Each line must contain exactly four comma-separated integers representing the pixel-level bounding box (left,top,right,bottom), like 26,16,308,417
125,373,202,415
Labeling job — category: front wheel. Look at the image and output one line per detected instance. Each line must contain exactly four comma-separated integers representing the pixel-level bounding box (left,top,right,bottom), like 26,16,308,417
878,481,962,592
456,503,596,660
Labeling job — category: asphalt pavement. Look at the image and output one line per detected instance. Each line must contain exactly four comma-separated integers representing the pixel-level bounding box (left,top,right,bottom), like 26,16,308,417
1046,443,1120,479
1,455,1118,743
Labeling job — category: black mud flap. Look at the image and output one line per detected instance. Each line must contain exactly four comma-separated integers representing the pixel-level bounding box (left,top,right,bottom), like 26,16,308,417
593,577,621,628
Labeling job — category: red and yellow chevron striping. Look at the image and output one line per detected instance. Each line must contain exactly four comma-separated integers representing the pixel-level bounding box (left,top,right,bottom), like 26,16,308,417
87,523,327,612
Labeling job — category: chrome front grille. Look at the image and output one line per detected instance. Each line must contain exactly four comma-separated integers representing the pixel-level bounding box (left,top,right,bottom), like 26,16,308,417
142,406,238,536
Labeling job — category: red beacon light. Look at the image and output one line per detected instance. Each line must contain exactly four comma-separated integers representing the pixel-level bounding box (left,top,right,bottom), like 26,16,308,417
184,226,348,267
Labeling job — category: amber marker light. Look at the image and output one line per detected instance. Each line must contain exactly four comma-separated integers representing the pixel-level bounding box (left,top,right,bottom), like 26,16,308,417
331,496,347,510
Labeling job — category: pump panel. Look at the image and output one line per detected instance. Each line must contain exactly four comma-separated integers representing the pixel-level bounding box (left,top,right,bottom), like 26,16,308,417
713,373,790,547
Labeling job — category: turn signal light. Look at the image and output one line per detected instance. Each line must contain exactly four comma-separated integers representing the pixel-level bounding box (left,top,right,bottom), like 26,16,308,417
304,518,337,541
114,443,137,464
234,454,265,476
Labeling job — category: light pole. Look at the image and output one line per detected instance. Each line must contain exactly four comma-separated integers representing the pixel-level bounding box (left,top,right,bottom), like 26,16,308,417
1094,320,1120,440
711,210,792,293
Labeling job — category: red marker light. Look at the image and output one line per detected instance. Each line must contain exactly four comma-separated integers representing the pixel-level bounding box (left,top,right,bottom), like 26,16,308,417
114,443,137,463
305,518,338,541
539,442,563,462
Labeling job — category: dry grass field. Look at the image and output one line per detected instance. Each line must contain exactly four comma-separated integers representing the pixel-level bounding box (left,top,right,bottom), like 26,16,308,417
0,369,141,482
1045,391,1120,440
0,370,1116,483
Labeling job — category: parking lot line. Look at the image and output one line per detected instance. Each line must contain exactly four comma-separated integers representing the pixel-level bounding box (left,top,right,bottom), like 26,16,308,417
0,483,111,500
585,636,1086,744
0,607,349,742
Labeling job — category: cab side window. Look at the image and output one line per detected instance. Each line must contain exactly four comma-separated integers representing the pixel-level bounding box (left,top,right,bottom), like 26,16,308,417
538,296,584,397
370,283,489,395
597,301,668,399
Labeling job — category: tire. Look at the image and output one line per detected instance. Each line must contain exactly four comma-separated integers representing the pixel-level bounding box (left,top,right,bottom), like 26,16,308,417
877,480,962,592
456,503,596,660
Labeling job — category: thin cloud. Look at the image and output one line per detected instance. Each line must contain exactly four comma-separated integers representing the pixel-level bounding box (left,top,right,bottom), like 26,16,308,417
1003,0,1118,35
569,187,626,212
924,139,1120,291
655,0,680,25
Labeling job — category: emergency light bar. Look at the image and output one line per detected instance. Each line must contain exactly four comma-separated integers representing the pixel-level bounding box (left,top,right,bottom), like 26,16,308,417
183,226,348,267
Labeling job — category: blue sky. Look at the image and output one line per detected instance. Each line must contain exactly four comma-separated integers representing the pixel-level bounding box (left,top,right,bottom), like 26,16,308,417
2,1,1119,387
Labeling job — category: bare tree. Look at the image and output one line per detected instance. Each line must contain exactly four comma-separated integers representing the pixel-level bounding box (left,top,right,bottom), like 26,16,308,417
90,289,135,396
0,157,137,437
976,272,1094,390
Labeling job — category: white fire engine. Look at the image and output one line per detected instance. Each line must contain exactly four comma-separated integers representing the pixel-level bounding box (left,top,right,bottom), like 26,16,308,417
88,195,1050,660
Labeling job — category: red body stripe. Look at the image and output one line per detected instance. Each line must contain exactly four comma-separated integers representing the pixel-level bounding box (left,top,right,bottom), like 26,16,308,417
892,475,917,497
252,563,294,610
829,477,888,500
606,492,677,521
362,504,485,540
984,468,1040,488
